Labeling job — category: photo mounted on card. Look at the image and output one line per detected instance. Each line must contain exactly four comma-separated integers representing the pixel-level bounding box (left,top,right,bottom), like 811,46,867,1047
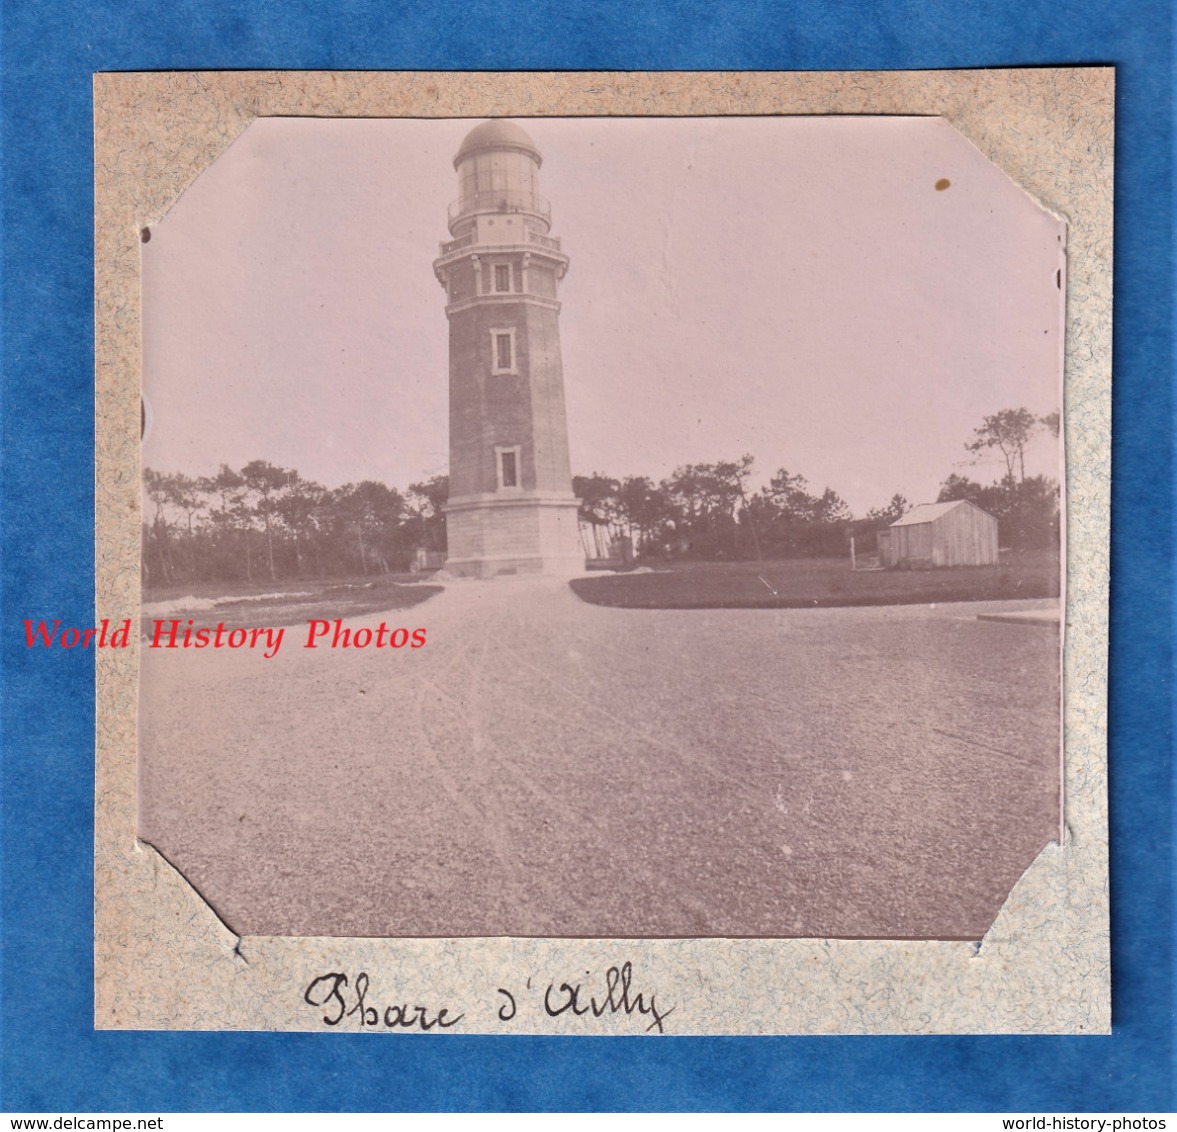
94,70,1112,1034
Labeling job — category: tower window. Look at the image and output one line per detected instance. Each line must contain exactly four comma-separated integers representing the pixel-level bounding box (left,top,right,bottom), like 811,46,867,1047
495,445,522,490
494,263,511,293
490,328,517,375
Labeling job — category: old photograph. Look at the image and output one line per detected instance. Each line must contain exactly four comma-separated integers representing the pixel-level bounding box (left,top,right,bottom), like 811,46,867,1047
136,114,1064,941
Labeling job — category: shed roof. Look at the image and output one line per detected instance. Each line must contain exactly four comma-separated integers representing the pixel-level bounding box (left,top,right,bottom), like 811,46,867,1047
890,499,993,527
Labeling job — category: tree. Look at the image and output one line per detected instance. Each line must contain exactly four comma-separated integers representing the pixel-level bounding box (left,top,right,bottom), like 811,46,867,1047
573,473,621,528
663,463,746,557
330,481,410,575
764,468,815,520
965,408,1040,484
616,475,673,555
714,454,762,559
203,465,251,580
810,486,852,525
277,472,327,576
948,409,1061,550
408,474,449,554
142,468,176,583
242,460,288,582
749,468,852,558
573,473,623,558
937,473,986,503
162,473,207,581
1006,474,1061,550
865,494,909,525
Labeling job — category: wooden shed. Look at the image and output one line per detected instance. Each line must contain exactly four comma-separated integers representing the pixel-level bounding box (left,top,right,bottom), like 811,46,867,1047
881,499,998,568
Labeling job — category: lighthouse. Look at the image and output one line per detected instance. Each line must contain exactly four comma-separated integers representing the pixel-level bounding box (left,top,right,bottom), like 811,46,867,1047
432,120,585,578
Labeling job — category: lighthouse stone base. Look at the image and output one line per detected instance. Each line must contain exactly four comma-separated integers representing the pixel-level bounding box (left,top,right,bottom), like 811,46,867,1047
443,492,585,579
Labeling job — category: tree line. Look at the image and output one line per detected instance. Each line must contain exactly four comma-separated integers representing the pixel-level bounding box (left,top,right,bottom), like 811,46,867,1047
142,461,449,585
575,409,1059,561
143,408,1059,584
574,460,905,561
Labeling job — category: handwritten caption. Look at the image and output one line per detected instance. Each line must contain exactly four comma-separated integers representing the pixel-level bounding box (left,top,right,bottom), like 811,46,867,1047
303,962,674,1034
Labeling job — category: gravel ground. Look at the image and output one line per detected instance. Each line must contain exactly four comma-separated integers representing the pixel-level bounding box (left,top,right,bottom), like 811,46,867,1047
138,578,1060,940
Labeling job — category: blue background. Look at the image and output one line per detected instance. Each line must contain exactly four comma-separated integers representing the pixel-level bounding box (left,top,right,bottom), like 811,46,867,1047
1,0,1171,1113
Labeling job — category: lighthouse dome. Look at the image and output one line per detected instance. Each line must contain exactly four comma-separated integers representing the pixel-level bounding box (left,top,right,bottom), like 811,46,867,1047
454,120,543,168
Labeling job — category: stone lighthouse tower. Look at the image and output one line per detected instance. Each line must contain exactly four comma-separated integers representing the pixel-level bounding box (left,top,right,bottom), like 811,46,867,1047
432,120,584,578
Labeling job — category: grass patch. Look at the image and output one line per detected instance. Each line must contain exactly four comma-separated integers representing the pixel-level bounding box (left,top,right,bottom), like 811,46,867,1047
141,574,442,631
569,552,1059,610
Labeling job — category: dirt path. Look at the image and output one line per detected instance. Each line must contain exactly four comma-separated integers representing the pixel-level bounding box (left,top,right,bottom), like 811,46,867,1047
138,578,1059,939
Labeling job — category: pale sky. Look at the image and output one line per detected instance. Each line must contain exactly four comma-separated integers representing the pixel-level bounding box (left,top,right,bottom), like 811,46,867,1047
142,116,1064,516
